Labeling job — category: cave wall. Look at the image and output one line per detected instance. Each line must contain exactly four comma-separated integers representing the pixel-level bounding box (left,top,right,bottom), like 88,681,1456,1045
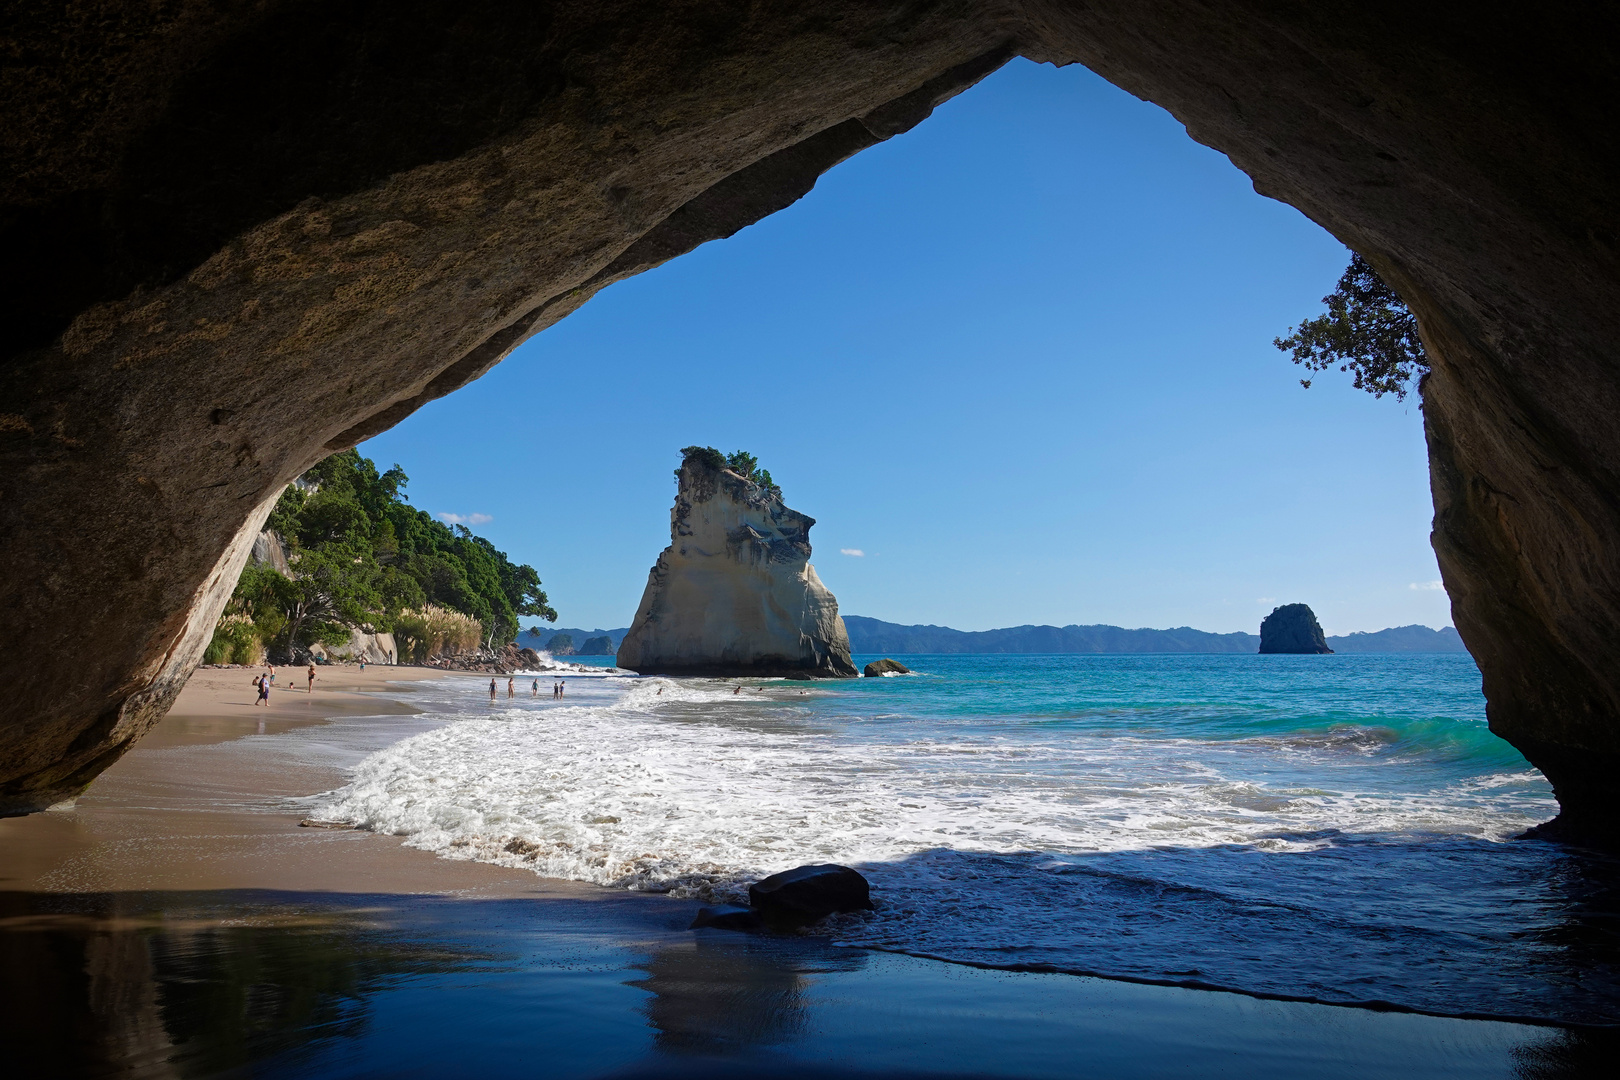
3,2,1618,836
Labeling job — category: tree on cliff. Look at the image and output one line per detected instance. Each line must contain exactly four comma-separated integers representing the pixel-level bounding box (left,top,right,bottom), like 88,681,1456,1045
215,449,554,662
1275,254,1429,401
676,446,779,495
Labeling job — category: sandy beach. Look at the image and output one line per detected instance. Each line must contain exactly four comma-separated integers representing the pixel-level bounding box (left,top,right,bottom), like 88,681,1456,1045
0,663,1606,1078
0,664,587,897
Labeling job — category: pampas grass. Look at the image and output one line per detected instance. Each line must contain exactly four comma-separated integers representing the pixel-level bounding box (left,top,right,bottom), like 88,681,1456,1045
393,605,482,663
205,612,263,665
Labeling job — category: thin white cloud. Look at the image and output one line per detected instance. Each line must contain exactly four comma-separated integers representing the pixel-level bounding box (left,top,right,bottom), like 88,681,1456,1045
438,512,494,526
1256,597,1276,605
840,548,865,557
1410,580,1445,591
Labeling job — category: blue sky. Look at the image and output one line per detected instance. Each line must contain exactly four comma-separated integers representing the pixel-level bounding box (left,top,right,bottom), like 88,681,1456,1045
360,59,1451,637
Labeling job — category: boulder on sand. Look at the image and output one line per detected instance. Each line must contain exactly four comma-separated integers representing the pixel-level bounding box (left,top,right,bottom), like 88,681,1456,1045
1258,604,1334,654
748,863,873,928
863,658,910,677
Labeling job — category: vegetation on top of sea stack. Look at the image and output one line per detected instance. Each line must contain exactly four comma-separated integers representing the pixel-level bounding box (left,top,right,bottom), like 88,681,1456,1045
1275,253,1429,401
678,445,780,496
206,449,554,664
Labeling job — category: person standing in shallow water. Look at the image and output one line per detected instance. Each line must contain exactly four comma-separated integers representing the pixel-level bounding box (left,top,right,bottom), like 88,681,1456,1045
507,676,514,697
489,678,497,701
531,678,539,696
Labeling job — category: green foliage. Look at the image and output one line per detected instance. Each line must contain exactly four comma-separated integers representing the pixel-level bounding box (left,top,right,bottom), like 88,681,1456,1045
205,614,261,665
1275,254,1429,401
223,449,555,659
545,633,575,655
677,445,780,496
679,445,728,473
579,635,615,655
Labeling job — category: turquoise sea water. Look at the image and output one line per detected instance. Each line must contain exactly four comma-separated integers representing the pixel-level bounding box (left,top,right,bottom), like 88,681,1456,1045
314,653,1620,1025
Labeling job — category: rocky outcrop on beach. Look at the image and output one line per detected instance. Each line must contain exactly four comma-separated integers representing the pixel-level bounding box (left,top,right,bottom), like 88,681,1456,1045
617,451,856,678
425,643,617,675
864,659,911,677
310,629,398,665
424,643,543,674
1259,605,1334,654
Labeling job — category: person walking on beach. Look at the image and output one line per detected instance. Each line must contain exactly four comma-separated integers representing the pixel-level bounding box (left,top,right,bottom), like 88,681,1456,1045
307,665,316,693
267,664,276,686
254,674,270,706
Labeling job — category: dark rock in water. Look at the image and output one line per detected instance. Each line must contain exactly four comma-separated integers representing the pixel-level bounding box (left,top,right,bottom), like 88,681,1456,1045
1259,604,1334,654
688,904,763,931
748,864,873,927
864,658,910,677
518,647,544,668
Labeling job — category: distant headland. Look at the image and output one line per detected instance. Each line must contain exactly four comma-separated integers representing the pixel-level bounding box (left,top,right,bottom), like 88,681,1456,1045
840,616,1466,655
537,617,1465,660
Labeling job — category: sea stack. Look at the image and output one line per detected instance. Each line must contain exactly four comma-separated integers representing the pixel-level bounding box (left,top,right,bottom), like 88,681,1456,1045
1258,604,1334,654
617,448,857,678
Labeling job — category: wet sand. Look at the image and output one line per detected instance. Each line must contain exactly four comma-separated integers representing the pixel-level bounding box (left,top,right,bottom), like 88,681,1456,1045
0,664,587,897
0,664,1607,1078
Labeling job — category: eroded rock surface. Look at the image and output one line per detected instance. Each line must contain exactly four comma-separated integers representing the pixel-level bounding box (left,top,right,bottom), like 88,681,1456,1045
3,3,1620,839
1258,605,1333,655
617,452,855,678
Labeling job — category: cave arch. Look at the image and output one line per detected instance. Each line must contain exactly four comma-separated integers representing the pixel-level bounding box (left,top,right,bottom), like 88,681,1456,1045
3,2,1618,841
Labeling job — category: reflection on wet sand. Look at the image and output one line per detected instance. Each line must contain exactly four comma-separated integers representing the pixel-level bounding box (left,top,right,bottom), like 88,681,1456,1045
632,934,866,1053
0,891,488,1078
1,888,1613,1080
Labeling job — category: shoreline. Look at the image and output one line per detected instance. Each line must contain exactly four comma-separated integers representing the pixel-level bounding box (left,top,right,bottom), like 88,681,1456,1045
0,663,602,898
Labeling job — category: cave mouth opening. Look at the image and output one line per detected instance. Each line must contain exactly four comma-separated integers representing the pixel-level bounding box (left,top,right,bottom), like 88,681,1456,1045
360,57,1445,658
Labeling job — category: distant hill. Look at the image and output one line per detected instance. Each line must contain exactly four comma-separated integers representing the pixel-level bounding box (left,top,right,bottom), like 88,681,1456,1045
1325,625,1466,652
518,626,630,656
843,616,1466,655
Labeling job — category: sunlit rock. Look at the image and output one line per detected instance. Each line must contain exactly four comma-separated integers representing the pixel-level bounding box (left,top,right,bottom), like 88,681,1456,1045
617,451,856,678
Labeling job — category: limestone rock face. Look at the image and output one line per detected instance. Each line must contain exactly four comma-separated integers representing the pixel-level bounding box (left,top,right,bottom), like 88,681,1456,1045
249,531,292,577
617,454,856,678
1258,605,1333,655
310,630,398,666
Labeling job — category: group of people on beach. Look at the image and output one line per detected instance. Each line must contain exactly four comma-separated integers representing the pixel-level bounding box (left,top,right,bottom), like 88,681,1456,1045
489,676,565,700
250,664,318,705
